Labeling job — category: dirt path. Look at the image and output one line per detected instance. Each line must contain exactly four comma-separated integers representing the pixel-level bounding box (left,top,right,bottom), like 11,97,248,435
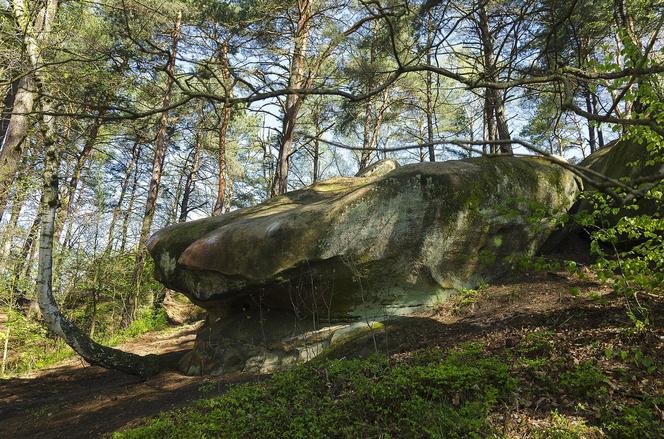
0,323,255,439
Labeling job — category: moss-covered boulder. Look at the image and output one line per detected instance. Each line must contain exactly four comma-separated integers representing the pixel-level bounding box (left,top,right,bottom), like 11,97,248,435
148,156,580,375
580,138,657,182
579,138,662,215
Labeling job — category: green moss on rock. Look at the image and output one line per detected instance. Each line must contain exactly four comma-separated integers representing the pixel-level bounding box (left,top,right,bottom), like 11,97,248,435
148,156,580,374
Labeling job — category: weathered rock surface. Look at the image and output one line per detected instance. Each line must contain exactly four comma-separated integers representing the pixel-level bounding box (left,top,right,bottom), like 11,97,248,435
580,138,658,182
163,290,205,325
580,138,662,215
148,156,581,375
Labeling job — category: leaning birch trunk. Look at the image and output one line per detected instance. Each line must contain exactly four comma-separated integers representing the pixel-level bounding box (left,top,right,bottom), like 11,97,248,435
36,101,159,378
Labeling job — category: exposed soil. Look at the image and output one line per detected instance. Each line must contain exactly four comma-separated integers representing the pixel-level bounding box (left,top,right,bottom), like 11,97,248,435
1,270,662,438
0,324,259,438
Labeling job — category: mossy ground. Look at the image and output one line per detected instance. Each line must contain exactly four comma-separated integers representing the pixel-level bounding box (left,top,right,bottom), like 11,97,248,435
115,270,663,439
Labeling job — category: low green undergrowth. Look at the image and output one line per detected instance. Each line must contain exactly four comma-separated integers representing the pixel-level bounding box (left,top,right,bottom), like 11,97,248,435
117,344,516,438
1,307,168,376
115,337,662,439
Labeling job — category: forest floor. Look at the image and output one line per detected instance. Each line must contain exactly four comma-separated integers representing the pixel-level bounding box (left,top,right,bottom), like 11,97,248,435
0,323,261,438
1,269,662,438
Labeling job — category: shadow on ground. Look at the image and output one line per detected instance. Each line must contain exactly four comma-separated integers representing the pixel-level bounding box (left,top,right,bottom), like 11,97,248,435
0,326,245,439
1,276,661,438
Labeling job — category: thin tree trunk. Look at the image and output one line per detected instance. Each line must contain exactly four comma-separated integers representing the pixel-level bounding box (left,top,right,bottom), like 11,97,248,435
584,89,596,154
137,11,182,252
478,2,511,155
0,78,20,147
592,93,605,148
213,40,232,215
360,89,388,169
131,11,182,323
359,39,378,170
482,93,491,155
167,172,185,226
106,141,140,253
1,326,9,376
271,0,311,196
483,93,501,154
11,208,41,288
360,99,373,169
494,93,511,153
312,115,320,182
366,94,387,162
56,113,104,241
426,90,435,161
613,0,645,115
88,289,97,338
0,153,30,268
120,157,140,253
0,75,35,220
22,218,39,281
425,12,436,162
179,135,201,222
224,174,233,212
1,0,59,220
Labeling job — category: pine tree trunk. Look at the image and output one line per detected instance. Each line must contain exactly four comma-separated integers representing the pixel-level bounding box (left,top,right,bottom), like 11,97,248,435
213,40,232,215
224,174,233,212
271,0,311,196
478,2,511,155
179,135,201,222
1,0,59,220
0,75,35,221
359,39,379,171
137,11,182,252
106,141,140,253
592,93,605,148
483,90,497,154
55,113,104,241
131,11,183,323
120,157,140,253
425,12,436,162
167,172,185,226
312,115,321,182
213,105,231,215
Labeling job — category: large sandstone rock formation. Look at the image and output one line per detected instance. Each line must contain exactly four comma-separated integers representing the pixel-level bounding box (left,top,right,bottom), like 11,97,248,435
148,156,580,375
